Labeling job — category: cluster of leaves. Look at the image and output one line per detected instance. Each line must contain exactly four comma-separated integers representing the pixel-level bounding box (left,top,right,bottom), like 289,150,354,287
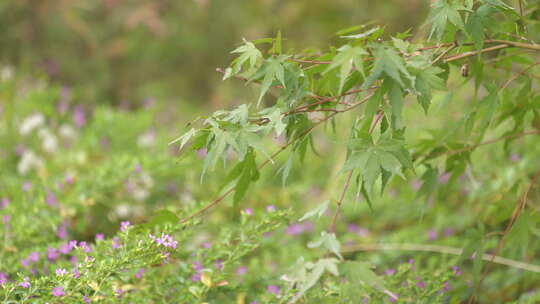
173,0,540,302
1,0,540,303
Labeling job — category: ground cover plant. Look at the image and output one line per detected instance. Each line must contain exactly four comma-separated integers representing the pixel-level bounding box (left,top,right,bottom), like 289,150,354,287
1,0,540,303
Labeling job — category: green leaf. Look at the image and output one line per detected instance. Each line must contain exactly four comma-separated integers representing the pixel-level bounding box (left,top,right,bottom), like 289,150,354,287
415,66,446,114
232,149,259,204
341,261,393,297
269,30,282,55
427,0,468,40
307,231,343,260
169,127,197,149
417,166,438,202
362,44,415,90
253,56,287,105
388,84,404,130
298,200,330,222
325,45,368,93
340,27,380,40
229,40,263,77
141,210,178,229
289,258,340,303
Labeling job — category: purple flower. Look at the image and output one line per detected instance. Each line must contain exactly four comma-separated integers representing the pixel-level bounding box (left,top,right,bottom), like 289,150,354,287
19,278,31,288
510,153,520,162
214,260,224,270
73,106,86,128
0,272,8,285
191,272,201,281
286,222,314,235
47,247,60,261
112,237,120,249
149,233,177,249
243,208,253,215
95,233,105,241
21,259,30,267
192,261,203,271
52,286,65,297
115,288,123,297
22,181,32,192
56,268,68,276
2,215,10,225
28,252,40,262
78,241,92,253
384,269,396,276
196,148,208,159
427,229,438,241
442,281,451,292
267,285,280,295
416,281,426,288
135,268,145,279
286,224,305,236
59,242,74,254
347,224,369,237
120,221,131,232
438,172,451,184
83,295,91,304
266,205,276,212
0,198,9,209
72,268,80,279
250,302,258,304
64,173,75,185
452,265,462,276
46,190,58,206
202,242,212,249
236,266,248,276
57,224,68,239
443,228,455,237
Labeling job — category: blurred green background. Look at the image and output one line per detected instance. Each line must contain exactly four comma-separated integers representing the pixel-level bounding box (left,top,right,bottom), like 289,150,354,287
0,0,428,110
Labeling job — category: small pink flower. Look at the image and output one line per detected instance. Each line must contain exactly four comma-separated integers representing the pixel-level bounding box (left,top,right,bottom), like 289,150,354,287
52,286,65,297
96,233,104,241
0,198,9,209
267,285,280,295
112,237,120,249
19,278,31,288
243,208,253,215
120,221,131,232
427,229,438,241
135,268,145,279
266,205,276,212
56,268,68,276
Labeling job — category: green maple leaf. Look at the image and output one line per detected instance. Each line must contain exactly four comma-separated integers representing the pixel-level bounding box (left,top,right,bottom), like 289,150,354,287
325,45,368,92
362,44,415,90
250,56,287,105
228,39,263,77
427,0,469,41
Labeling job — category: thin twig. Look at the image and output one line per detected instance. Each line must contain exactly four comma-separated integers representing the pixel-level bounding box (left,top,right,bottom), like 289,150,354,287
330,171,354,233
431,43,457,64
342,243,540,273
444,44,510,62
470,168,540,300
500,61,540,90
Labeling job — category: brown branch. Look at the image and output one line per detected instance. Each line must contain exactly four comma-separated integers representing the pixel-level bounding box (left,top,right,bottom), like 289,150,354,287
500,61,540,90
330,170,354,233
444,44,510,62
